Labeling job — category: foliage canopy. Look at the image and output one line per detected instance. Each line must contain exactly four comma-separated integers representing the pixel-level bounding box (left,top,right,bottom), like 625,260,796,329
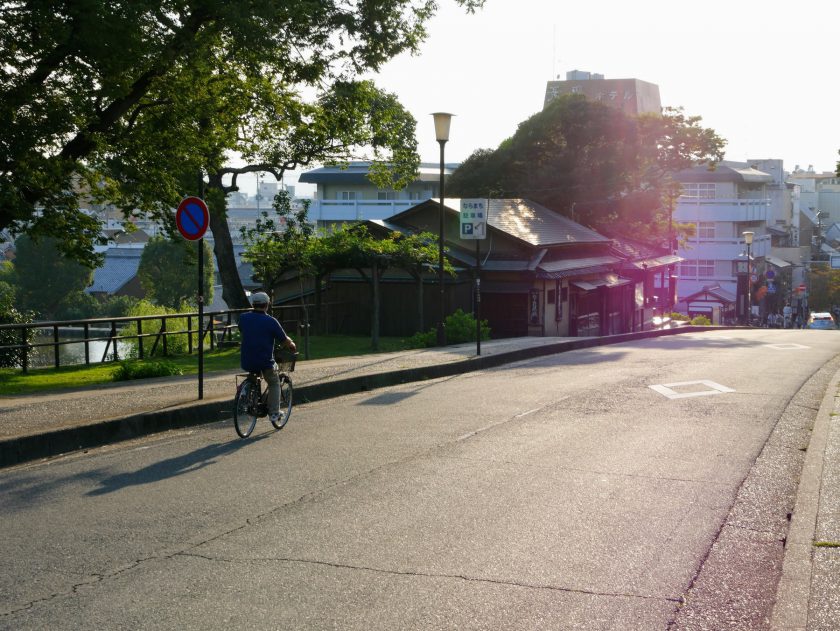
447,95,726,239
1,0,484,267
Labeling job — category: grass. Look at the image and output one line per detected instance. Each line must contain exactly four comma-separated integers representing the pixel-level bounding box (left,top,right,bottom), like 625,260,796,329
813,541,840,548
0,335,415,396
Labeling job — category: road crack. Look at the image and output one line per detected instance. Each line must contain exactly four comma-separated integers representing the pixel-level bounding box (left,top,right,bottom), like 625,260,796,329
175,551,682,604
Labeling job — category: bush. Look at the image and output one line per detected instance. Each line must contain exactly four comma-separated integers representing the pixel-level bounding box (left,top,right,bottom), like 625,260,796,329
0,282,35,368
119,300,197,358
690,315,712,325
112,360,183,382
406,309,491,348
668,312,690,322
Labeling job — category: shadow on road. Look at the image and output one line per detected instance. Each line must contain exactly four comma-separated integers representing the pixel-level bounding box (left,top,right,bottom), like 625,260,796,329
85,436,264,496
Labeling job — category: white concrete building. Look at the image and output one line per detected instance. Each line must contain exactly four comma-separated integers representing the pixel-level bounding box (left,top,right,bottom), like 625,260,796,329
298,162,456,226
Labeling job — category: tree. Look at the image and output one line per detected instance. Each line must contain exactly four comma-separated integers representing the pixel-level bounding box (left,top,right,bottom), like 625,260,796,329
447,95,725,240
807,264,840,311
1,0,484,284
137,236,214,310
0,274,34,369
12,235,94,319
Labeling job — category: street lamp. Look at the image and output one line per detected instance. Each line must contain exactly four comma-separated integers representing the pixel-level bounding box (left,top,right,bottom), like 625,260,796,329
743,231,754,325
432,112,453,346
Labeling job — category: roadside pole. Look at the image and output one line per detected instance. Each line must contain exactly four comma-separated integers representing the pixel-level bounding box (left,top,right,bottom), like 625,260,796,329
175,195,210,400
197,236,204,399
460,198,488,356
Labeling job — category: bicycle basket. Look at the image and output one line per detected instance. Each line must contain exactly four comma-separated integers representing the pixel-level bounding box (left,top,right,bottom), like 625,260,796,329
274,347,298,372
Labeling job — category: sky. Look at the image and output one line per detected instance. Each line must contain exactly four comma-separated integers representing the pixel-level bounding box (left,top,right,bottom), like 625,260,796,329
264,0,840,196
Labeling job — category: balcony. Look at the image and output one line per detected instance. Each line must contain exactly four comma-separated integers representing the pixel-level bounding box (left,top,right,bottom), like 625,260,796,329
679,234,771,261
674,197,770,222
309,199,426,222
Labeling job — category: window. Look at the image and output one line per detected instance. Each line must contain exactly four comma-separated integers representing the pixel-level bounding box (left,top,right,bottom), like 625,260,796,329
698,222,715,240
681,259,714,278
681,183,716,199
408,191,423,200
338,191,357,201
377,191,396,200
697,260,715,278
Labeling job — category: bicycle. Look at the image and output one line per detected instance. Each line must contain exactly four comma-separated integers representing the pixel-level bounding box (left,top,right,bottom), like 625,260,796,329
233,348,298,438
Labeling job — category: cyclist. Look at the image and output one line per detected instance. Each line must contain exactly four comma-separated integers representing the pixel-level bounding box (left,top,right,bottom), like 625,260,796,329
238,291,297,424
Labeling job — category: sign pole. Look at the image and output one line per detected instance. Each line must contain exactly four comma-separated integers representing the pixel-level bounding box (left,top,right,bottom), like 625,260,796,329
175,194,210,401
476,237,481,356
197,236,204,400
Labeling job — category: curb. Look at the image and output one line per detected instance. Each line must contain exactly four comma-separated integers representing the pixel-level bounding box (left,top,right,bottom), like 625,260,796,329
769,366,839,629
0,326,714,468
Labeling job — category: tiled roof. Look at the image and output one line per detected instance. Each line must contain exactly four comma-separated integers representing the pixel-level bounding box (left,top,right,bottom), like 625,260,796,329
86,248,143,294
485,199,610,247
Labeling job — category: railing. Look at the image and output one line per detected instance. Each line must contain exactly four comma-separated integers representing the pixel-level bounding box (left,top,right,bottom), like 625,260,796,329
674,197,770,222
0,309,249,373
310,199,426,222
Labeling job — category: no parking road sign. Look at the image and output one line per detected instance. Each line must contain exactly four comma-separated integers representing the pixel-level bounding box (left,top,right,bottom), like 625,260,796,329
176,196,210,241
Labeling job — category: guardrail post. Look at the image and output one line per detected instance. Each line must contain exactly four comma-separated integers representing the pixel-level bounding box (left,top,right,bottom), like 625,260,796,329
53,324,60,369
162,317,168,356
137,318,144,359
111,321,119,361
187,315,193,354
84,322,90,365
21,328,28,374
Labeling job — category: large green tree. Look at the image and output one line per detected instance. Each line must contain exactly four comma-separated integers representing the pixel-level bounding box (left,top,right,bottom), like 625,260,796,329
12,235,94,319
447,95,725,239
137,236,214,310
1,0,484,294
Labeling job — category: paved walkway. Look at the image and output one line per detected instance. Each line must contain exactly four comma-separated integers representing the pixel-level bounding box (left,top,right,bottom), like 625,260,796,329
0,336,580,442
0,328,837,629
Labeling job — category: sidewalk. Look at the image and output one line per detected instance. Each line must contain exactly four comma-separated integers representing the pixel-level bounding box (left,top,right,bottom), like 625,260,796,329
0,334,618,467
770,367,840,630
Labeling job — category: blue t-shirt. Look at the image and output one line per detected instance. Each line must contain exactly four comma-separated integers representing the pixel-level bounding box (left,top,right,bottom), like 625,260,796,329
238,310,289,372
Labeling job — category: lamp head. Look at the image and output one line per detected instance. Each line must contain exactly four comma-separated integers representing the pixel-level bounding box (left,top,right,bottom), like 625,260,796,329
431,112,454,142
743,231,754,245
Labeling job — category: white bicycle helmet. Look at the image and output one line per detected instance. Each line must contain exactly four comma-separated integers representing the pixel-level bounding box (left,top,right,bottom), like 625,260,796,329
250,291,270,306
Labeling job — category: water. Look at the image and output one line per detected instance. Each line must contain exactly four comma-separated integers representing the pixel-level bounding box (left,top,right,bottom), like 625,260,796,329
29,329,133,369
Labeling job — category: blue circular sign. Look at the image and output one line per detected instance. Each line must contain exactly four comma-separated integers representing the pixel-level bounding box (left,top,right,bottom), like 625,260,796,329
176,197,209,241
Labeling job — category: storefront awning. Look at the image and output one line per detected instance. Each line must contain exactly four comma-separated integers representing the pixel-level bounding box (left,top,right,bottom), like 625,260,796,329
571,275,632,292
764,255,792,268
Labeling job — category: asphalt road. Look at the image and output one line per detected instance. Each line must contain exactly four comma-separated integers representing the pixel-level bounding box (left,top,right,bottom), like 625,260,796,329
2,328,838,630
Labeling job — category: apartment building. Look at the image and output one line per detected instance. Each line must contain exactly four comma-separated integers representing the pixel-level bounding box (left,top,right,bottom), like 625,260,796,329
543,70,662,115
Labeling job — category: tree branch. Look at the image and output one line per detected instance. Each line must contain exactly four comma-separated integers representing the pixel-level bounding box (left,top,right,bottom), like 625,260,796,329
57,6,215,162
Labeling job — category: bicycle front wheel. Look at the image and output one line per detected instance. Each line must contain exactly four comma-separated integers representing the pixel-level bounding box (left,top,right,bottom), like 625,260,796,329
233,381,258,438
271,375,294,430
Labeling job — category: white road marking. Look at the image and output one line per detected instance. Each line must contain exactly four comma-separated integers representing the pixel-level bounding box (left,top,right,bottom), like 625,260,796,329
648,380,736,399
764,343,810,350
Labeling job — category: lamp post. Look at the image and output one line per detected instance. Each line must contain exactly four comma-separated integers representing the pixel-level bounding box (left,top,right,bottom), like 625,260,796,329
743,231,754,325
432,112,453,346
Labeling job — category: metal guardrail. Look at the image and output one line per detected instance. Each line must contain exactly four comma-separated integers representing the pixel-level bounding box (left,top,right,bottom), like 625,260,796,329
0,309,250,373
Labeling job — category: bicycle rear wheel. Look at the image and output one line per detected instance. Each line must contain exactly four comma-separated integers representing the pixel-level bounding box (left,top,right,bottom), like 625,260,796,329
270,375,293,430
233,381,258,438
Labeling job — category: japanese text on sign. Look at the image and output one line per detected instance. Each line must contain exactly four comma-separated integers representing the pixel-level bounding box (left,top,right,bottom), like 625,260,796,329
459,198,487,240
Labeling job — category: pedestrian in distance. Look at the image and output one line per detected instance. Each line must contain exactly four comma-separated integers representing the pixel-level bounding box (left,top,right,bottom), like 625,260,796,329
238,292,297,425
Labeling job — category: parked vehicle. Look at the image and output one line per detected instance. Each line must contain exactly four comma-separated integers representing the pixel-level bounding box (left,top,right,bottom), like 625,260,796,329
807,312,836,330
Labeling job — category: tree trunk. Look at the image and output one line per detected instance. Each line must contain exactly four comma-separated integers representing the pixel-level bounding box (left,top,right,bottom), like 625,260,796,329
415,272,424,333
371,260,380,350
206,189,249,311
315,273,323,334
